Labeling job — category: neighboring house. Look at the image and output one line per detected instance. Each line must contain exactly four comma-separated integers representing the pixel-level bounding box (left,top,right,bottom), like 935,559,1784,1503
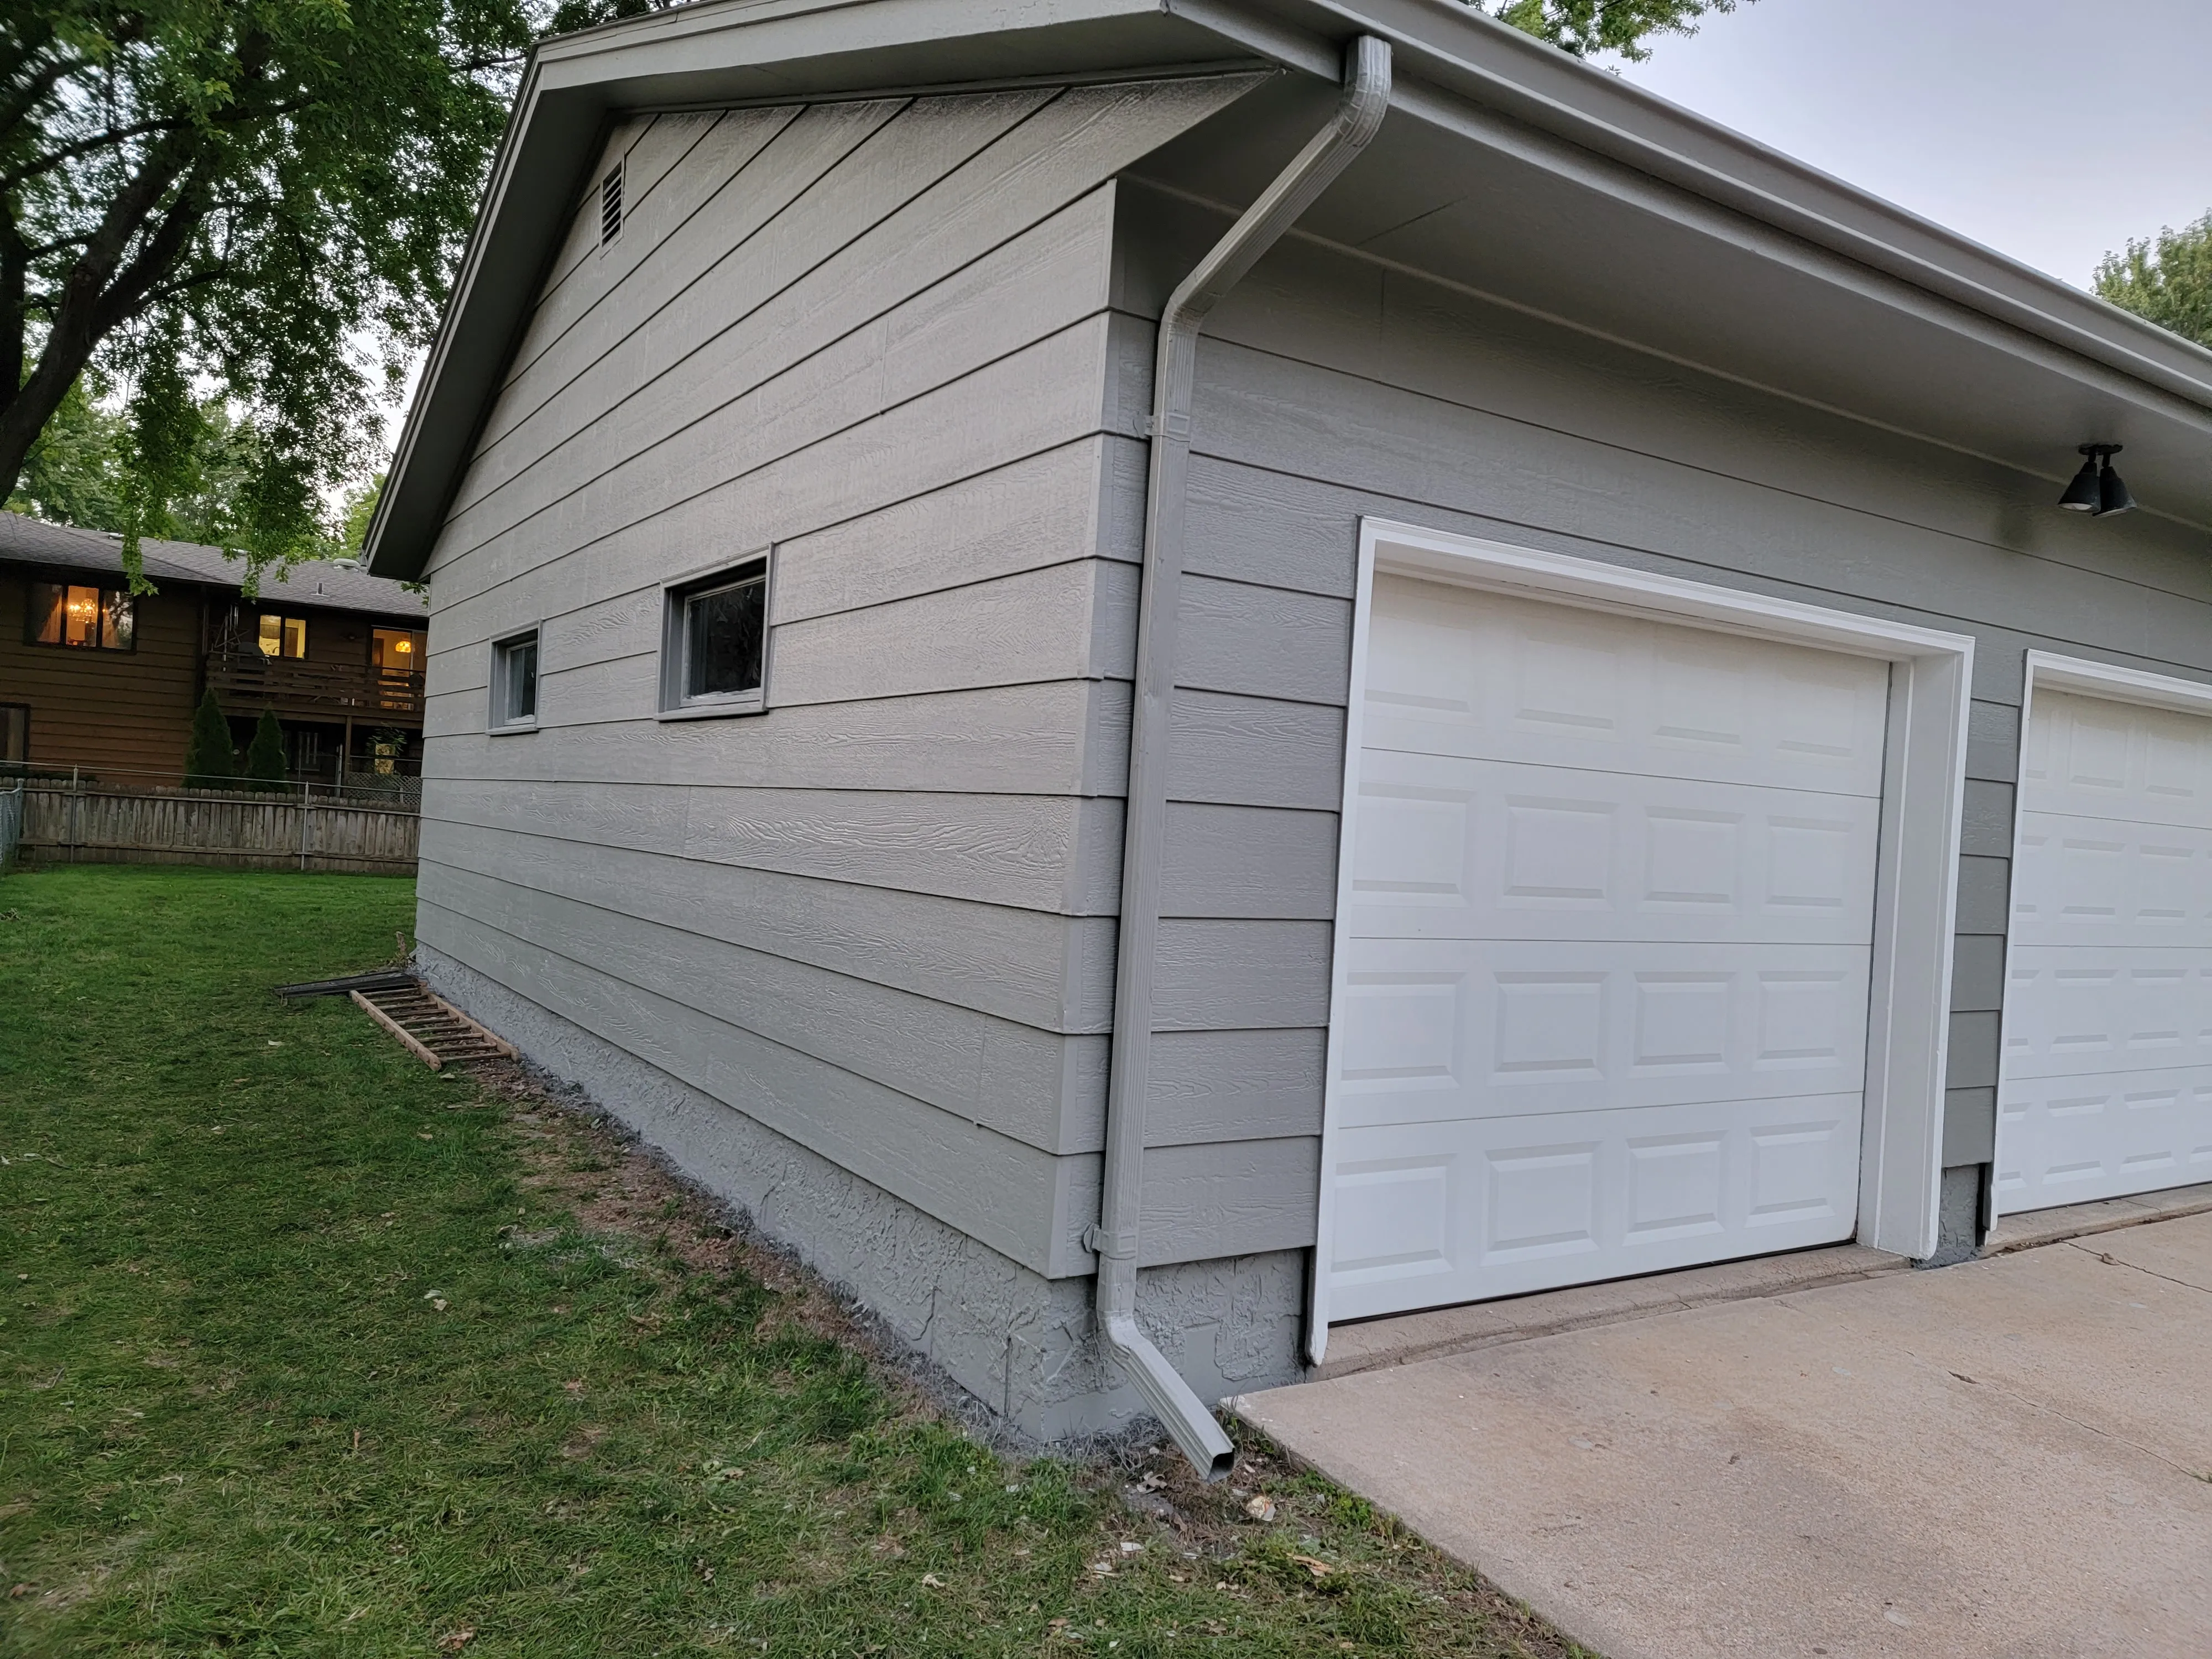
365,0,2212,1458
1,510,429,784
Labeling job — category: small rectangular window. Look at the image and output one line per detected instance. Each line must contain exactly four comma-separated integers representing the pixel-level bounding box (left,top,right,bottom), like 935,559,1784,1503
600,161,623,247
491,630,540,730
660,555,769,718
256,612,307,658
0,703,27,766
30,581,133,650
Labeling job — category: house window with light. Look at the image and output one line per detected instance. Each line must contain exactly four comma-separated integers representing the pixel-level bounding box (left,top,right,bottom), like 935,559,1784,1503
372,627,426,672
257,612,307,658
30,582,134,650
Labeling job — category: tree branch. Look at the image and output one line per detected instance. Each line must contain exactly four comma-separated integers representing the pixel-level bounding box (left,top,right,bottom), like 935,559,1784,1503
1,113,194,191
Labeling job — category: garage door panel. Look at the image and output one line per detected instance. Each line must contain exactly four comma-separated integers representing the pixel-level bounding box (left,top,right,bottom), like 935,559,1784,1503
1362,576,1890,797
1995,1066,2212,1209
1325,1093,1863,1319
2010,810,2212,948
2002,685,2212,1213
2002,950,2212,1079
1329,575,1883,1314
2021,690,2212,829
1333,938,1869,1127
1344,749,1882,945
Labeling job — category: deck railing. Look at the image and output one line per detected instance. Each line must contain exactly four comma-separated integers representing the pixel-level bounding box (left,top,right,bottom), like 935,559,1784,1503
205,649,426,717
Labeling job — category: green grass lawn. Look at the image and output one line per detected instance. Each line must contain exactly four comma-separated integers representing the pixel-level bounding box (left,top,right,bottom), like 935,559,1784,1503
0,865,1581,1657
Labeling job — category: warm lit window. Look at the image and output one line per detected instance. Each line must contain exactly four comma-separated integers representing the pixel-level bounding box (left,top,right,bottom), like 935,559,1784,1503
491,630,539,729
372,627,426,671
660,555,768,717
30,582,133,650
257,613,307,658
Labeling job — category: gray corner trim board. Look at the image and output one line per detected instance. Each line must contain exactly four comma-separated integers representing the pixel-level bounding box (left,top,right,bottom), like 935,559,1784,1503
1092,33,1390,1481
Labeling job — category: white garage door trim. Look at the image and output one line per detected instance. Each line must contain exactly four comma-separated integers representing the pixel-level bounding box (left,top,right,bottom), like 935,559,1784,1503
1994,650,2212,1219
1308,521,1975,1362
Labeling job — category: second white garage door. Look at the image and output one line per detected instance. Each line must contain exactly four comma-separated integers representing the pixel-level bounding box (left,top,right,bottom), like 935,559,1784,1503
1324,575,1892,1321
1998,685,2212,1212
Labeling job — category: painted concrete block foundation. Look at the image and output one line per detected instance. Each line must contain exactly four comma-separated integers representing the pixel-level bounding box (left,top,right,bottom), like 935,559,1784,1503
421,946,1307,1439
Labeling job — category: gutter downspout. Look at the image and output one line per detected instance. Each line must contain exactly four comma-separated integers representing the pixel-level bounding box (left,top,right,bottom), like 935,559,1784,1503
1089,34,1391,1480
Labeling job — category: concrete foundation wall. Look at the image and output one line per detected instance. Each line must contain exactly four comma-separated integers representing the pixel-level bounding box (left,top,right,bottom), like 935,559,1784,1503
420,945,1306,1440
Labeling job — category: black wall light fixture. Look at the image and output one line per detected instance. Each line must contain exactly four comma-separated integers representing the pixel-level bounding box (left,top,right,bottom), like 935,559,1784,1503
2059,444,2137,516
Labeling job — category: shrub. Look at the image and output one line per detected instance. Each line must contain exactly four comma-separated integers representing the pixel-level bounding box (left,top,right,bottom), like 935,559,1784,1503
244,710,289,791
184,688,237,789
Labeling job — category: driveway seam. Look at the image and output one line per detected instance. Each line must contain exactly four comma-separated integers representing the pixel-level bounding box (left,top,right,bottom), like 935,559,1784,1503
2064,1239,2212,1298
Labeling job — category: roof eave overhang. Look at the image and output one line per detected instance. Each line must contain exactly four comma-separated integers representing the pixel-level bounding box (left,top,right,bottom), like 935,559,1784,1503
367,0,2212,578
366,0,1256,578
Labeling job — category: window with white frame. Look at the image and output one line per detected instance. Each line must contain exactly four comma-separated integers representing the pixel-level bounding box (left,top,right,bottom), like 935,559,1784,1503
490,630,539,729
660,554,768,717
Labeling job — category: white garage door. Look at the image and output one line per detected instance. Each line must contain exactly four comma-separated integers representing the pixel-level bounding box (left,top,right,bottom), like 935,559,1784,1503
1324,576,1892,1321
1997,688,2212,1212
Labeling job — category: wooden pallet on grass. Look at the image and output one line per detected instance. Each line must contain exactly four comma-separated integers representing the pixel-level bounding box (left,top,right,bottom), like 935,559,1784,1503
349,980,517,1072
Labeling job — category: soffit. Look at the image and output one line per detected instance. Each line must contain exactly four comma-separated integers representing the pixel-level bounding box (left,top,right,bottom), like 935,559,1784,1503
368,0,2212,577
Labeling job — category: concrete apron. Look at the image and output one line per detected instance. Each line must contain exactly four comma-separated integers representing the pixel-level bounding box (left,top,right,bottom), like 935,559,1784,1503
1233,1212,2212,1659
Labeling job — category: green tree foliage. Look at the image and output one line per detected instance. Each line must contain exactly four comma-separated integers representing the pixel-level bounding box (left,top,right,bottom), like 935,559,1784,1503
1,0,542,592
339,471,385,556
1483,0,1747,60
243,708,289,790
182,687,236,789
5,372,127,529
2096,215,2212,351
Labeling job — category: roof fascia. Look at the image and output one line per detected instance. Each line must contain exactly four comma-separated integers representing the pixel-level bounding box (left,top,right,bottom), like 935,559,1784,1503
1176,0,2212,411
369,0,2212,580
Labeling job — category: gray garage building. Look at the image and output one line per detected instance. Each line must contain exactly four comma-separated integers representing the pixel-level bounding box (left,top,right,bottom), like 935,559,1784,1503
366,0,2212,1468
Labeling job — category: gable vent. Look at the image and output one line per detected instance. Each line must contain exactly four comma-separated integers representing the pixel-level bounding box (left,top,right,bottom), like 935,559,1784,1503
599,162,623,247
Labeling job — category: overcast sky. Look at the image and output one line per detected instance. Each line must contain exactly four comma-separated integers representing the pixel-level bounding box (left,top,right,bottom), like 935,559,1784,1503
1614,0,2212,289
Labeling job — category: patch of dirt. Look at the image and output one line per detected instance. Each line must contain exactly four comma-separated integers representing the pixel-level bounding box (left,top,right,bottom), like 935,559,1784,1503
470,1062,954,1427
460,1057,1589,1659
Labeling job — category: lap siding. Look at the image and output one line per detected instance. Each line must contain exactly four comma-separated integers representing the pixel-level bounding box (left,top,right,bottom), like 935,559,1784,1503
1098,194,2212,1259
417,76,1264,1282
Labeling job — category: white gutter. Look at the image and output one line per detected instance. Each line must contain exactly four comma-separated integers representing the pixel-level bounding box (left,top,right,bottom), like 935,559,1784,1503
1088,32,1391,1480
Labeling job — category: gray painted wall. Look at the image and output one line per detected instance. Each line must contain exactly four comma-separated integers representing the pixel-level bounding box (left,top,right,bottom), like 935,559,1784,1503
413,76,1274,1319
1108,175,2212,1252
415,71,2212,1439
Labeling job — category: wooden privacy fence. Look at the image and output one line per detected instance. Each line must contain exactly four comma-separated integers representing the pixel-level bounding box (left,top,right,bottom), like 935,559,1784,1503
0,781,22,870
22,781,417,875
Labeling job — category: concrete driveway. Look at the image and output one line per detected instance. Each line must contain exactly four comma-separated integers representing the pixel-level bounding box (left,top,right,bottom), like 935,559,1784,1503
1233,1212,2212,1659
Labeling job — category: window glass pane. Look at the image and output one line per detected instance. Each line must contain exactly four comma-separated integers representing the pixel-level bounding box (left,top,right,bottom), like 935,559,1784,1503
682,576,764,701
373,627,425,671
258,614,283,657
0,705,27,764
32,583,64,645
498,637,537,723
102,591,133,650
512,639,538,719
64,585,100,647
284,616,306,658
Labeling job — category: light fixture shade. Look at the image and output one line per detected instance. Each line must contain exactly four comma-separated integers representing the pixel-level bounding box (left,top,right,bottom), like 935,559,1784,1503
2096,462,2137,517
2058,457,2102,511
